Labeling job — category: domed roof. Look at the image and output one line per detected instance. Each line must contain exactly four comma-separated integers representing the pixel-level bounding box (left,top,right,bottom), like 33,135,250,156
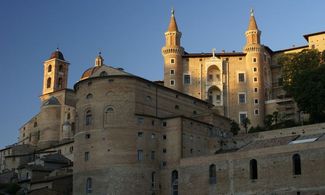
42,96,61,107
80,66,101,80
49,49,65,61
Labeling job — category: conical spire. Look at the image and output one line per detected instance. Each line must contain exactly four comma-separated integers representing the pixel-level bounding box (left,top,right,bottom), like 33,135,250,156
247,9,258,31
168,8,179,32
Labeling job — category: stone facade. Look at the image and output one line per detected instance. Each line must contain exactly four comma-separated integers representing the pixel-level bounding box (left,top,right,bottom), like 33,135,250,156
1,9,325,195
162,10,325,130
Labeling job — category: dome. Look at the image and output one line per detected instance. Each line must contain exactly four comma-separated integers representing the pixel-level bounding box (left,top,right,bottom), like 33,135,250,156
80,66,101,80
42,96,61,107
49,49,65,61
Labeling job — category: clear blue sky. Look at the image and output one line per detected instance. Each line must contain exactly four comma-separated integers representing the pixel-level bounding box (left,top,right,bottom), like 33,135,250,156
1,0,325,148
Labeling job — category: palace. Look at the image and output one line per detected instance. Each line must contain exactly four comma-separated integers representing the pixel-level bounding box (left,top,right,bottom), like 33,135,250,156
0,10,325,195
162,9,325,129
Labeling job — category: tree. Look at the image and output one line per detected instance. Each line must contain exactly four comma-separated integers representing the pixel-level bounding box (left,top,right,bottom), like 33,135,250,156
241,117,251,134
278,49,325,123
230,120,240,135
264,114,274,130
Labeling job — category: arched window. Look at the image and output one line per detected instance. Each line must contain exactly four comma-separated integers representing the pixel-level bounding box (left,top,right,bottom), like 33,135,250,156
293,154,301,175
86,93,93,99
209,164,217,184
85,110,92,126
151,171,156,189
171,170,178,195
250,159,258,179
59,65,63,72
100,71,107,76
57,78,62,88
47,77,51,88
48,65,52,72
86,177,92,193
104,107,114,123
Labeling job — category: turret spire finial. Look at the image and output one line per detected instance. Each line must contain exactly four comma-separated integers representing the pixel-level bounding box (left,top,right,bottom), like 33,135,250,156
171,7,175,16
250,8,254,16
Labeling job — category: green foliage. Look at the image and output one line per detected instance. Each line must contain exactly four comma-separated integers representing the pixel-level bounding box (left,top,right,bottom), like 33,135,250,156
0,183,21,194
278,49,325,123
264,114,273,130
248,125,264,133
230,120,240,135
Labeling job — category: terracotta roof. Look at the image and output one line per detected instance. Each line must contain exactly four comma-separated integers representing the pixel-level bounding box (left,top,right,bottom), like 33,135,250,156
273,45,308,54
247,10,258,31
183,52,246,58
80,66,101,80
168,10,179,32
49,49,65,61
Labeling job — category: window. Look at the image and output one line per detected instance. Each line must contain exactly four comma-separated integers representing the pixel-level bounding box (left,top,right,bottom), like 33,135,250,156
67,113,71,120
238,73,245,82
163,135,167,140
209,164,217,184
47,77,51,88
253,67,257,72
254,109,259,115
86,177,92,193
170,69,175,75
100,71,107,76
163,148,167,153
151,133,155,139
250,159,258,179
58,65,63,72
37,131,40,140
293,154,301,175
151,172,156,189
184,74,191,84
137,117,144,124
254,87,258,93
69,146,73,153
138,132,143,137
254,98,259,105
137,150,143,161
208,74,213,81
85,152,89,161
170,80,175,86
57,77,63,88
238,93,246,104
190,148,193,154
239,57,242,60
163,122,167,127
170,58,175,64
34,121,38,127
151,151,155,160
253,57,257,63
253,77,258,82
85,133,91,139
171,170,178,195
239,112,248,125
175,105,179,110
85,110,92,126
86,93,93,99
48,65,52,72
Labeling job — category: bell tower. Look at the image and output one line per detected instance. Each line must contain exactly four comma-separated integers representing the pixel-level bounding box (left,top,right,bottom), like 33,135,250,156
42,48,69,95
162,9,184,92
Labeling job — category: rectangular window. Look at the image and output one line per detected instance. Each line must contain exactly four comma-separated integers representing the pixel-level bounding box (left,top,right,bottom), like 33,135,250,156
163,135,167,140
253,67,257,72
151,151,155,160
85,152,89,161
137,117,144,124
162,121,167,127
137,150,143,161
239,112,248,124
254,109,259,115
170,69,175,75
253,77,258,82
253,57,257,63
163,148,167,153
254,98,259,105
254,87,258,93
184,74,191,84
170,58,175,64
238,93,246,104
170,80,175,86
138,132,143,137
238,73,245,82
208,74,213,81
216,95,221,101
